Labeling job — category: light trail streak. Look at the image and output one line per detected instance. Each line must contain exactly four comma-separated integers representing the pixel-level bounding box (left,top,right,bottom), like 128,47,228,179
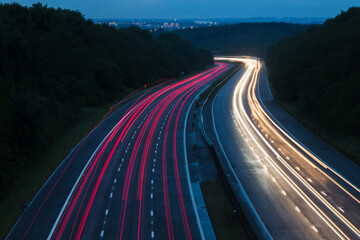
216,56,360,239
46,62,228,240
246,62,360,237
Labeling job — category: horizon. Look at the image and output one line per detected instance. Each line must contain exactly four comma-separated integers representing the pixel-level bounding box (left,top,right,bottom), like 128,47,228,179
1,0,358,19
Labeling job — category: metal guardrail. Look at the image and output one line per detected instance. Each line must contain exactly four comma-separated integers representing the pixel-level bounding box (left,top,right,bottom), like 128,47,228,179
199,64,273,240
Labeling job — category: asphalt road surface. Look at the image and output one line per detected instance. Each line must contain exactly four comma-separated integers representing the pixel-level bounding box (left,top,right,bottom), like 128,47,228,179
211,57,360,240
6,62,229,240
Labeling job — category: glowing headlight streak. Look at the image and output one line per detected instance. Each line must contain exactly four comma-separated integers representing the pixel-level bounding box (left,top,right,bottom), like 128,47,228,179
246,62,360,237
218,56,360,240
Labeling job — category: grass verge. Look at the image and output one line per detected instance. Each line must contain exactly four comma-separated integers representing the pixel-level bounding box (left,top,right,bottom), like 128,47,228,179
0,66,216,238
0,83,152,238
0,104,110,238
279,101,360,165
200,181,248,240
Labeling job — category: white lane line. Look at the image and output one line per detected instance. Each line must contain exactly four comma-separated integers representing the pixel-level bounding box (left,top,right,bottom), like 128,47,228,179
105,209,109,215
184,85,218,240
295,206,301,213
312,226,319,233
337,206,345,213
151,231,154,239
110,193,113,198
100,230,104,237
47,115,125,240
150,210,153,216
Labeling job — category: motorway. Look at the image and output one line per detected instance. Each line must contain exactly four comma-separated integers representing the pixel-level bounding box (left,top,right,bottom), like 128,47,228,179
6,62,229,240
210,57,360,239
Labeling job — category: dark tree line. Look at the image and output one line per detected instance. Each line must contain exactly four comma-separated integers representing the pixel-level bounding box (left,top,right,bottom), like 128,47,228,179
265,7,360,138
172,22,309,56
0,3,213,198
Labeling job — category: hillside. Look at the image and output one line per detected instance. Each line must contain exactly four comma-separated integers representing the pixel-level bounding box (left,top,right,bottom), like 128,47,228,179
265,7,360,161
174,22,309,56
0,3,213,198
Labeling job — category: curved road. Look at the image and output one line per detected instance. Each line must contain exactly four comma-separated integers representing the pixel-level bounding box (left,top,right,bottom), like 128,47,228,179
6,62,229,240
211,57,360,240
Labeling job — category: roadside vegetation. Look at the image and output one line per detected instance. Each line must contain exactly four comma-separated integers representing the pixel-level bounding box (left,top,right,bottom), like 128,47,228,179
265,7,360,163
0,3,213,236
174,22,309,56
201,181,248,240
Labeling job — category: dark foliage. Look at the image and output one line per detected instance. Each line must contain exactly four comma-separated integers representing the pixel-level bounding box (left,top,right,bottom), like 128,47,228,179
173,22,309,56
265,7,360,138
0,3,213,198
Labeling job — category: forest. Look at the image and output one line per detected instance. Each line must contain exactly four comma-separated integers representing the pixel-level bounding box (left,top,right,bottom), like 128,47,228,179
265,7,360,157
174,22,309,56
0,3,213,198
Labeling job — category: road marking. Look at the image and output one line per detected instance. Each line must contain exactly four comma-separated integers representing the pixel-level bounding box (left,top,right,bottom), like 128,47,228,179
150,210,153,216
295,206,301,213
105,209,109,215
311,226,318,233
337,206,345,213
281,190,287,196
47,116,124,240
110,193,113,198
100,230,104,237
151,231,154,238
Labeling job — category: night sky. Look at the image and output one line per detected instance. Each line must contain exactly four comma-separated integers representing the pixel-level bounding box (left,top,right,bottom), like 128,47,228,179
1,0,359,19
